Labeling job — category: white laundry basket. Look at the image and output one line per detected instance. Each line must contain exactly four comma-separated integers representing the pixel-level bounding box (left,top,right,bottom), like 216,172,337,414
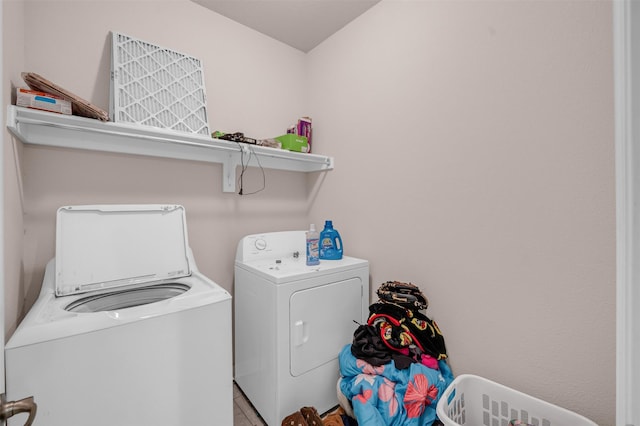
436,374,598,426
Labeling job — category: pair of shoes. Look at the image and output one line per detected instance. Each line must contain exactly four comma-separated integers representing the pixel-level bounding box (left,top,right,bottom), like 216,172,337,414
322,406,345,426
282,407,323,426
301,407,323,426
282,411,307,426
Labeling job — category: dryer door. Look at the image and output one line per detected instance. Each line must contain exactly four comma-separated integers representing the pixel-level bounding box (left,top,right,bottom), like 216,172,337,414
289,277,362,377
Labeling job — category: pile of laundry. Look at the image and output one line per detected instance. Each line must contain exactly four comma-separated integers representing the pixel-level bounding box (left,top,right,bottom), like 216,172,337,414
337,281,454,426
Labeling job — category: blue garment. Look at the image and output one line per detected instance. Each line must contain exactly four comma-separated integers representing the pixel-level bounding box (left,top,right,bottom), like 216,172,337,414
339,344,454,426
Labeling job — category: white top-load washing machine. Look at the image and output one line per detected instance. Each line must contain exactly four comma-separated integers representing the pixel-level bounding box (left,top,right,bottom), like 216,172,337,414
234,230,369,426
5,205,233,426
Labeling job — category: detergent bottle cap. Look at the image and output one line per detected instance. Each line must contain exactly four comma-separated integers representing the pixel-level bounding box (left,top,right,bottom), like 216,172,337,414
310,224,316,232
325,220,333,228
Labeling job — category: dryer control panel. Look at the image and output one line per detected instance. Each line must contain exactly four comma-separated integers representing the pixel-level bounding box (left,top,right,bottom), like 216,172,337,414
236,231,306,263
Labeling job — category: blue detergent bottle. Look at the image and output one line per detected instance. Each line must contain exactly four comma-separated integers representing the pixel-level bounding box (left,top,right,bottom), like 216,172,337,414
319,220,343,260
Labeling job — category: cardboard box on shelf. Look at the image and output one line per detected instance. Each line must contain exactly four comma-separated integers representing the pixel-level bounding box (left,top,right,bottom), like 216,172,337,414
16,87,72,115
275,134,309,153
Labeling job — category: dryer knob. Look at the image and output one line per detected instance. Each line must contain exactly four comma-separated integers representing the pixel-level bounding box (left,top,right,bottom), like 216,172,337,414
255,238,267,250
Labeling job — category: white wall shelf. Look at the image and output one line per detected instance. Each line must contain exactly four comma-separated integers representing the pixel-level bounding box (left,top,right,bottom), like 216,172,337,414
6,105,334,193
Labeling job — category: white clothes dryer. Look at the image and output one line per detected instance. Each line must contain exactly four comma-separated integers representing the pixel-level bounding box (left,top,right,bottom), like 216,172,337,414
234,230,369,426
5,205,233,426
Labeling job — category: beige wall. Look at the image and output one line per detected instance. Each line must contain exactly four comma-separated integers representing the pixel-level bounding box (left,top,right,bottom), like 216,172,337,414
308,1,615,424
4,0,615,425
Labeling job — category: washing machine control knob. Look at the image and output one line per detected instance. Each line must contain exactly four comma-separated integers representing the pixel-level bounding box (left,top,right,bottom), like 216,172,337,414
254,238,267,250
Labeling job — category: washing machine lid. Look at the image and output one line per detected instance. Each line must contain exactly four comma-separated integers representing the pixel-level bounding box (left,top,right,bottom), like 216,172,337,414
55,204,192,297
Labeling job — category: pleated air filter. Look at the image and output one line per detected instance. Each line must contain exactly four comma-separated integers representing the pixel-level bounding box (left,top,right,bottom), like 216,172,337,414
110,32,210,135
